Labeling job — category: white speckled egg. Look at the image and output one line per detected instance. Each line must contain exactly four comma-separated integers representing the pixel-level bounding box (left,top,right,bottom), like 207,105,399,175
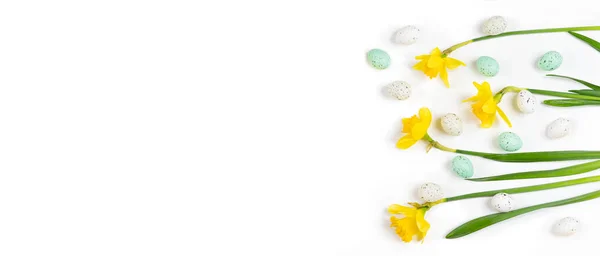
395,25,420,45
546,118,571,139
417,183,443,202
490,193,515,212
386,81,411,100
482,16,507,35
553,217,580,236
516,90,537,113
440,113,463,136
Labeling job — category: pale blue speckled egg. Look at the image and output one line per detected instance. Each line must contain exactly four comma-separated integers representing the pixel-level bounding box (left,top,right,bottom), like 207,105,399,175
451,156,474,178
538,51,563,71
498,132,523,152
476,56,499,77
367,49,390,69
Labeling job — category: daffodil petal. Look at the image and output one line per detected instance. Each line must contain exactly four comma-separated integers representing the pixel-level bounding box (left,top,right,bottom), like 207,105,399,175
415,209,430,234
430,47,442,56
462,96,479,102
388,204,416,216
439,67,449,87
396,135,418,149
418,107,432,128
496,106,513,128
413,60,428,71
415,55,430,60
445,57,465,69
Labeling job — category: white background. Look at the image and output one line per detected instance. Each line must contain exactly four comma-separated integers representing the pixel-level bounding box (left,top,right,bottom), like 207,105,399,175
2,0,600,255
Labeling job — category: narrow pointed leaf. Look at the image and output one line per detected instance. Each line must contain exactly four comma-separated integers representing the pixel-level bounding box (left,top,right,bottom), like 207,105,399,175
446,190,600,239
456,149,600,162
546,74,600,90
468,160,600,181
569,89,600,96
543,99,600,107
446,175,600,201
569,31,600,52
528,88,600,100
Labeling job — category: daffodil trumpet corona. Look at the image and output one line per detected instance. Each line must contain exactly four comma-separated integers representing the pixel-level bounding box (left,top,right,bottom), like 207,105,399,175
415,26,600,87
398,108,600,163
389,175,600,242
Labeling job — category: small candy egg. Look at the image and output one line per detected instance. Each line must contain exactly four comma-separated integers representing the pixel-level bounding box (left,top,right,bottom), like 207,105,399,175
538,51,563,71
386,81,411,100
451,156,474,178
553,217,581,236
546,118,571,139
394,25,420,45
476,56,500,77
367,49,391,70
417,183,443,202
515,90,537,114
482,16,507,35
498,132,523,152
440,113,463,136
490,193,515,212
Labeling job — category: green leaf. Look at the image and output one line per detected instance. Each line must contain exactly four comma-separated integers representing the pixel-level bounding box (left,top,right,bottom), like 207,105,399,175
468,160,600,181
446,189,600,239
543,99,600,107
447,175,600,201
569,89,600,96
546,74,600,90
528,88,600,100
569,31,600,53
456,149,600,162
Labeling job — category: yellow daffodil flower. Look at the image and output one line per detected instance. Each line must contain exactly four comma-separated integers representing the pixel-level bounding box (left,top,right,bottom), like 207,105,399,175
388,204,430,242
396,107,432,149
463,81,512,128
413,48,465,87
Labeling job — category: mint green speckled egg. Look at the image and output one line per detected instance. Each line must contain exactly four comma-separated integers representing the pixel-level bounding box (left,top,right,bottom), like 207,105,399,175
538,51,562,71
476,56,499,77
367,49,390,69
451,156,474,178
498,132,523,152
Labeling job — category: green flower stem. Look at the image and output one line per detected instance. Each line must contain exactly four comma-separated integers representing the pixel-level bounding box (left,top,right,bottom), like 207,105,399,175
543,99,600,107
424,136,600,163
528,88,600,101
442,26,600,55
468,160,600,181
444,175,600,202
446,189,600,239
493,86,523,102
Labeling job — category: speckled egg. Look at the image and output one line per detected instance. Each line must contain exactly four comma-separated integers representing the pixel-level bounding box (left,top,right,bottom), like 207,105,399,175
516,90,537,114
553,217,580,236
395,25,420,45
386,81,411,100
498,132,523,152
451,156,474,178
417,183,443,202
440,113,463,136
482,16,507,35
547,118,571,139
490,193,515,212
367,49,390,70
476,56,499,77
538,51,563,71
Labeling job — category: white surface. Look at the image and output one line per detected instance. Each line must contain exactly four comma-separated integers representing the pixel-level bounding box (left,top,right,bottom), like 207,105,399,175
2,0,600,255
